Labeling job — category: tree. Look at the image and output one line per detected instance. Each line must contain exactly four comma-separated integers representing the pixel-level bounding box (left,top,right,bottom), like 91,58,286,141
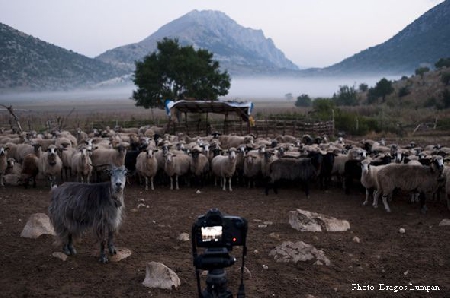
295,94,312,107
415,66,430,79
367,78,394,103
333,85,358,106
441,72,450,86
435,57,450,69
132,38,231,109
359,83,368,92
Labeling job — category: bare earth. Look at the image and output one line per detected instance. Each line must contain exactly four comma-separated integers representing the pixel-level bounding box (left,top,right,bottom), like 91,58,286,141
1,98,449,297
1,179,449,298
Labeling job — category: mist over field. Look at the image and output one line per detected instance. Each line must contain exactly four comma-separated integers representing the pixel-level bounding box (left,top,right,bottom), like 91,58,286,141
0,76,401,103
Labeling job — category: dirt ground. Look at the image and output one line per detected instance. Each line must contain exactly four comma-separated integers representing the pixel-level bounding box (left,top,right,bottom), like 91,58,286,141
1,176,449,298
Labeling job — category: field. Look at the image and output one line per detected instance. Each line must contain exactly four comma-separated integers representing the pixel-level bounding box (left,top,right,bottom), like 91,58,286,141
1,98,450,297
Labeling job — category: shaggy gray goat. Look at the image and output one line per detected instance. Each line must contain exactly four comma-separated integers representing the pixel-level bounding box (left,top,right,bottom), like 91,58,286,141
48,165,128,263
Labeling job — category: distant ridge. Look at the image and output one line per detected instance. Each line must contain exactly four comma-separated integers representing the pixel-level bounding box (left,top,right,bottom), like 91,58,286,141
0,23,128,91
96,10,299,75
324,0,450,75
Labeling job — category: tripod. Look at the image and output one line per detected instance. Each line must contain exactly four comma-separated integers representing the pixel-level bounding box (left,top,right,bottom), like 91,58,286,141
201,268,233,298
193,247,246,298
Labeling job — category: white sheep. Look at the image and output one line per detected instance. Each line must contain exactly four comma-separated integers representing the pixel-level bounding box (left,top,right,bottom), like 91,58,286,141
360,159,389,207
70,147,93,183
136,148,158,191
211,148,237,191
375,157,444,213
164,151,191,190
38,144,63,188
90,144,127,182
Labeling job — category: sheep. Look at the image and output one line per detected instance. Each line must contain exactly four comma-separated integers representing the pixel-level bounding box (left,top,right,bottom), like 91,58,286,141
265,153,319,198
70,147,93,183
211,148,238,191
48,165,128,263
5,157,22,175
90,144,127,182
360,159,390,207
61,146,78,181
243,148,266,188
164,151,192,190
21,150,41,189
0,145,9,187
218,135,253,149
375,157,444,213
189,146,210,188
39,144,63,188
135,148,158,190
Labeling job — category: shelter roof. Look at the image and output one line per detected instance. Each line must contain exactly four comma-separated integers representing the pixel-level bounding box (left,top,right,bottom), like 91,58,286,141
165,100,253,119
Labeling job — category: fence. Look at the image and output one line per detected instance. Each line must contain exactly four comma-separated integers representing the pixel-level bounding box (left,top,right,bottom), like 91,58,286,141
167,119,334,138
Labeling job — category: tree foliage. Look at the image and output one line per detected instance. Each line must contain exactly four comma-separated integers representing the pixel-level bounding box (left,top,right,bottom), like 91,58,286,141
367,78,394,103
415,66,430,79
295,94,312,107
435,57,450,69
441,72,450,86
333,85,358,106
132,38,231,109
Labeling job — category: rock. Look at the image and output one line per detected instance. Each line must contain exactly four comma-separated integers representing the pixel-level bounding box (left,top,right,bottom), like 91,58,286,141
289,209,350,232
269,241,331,266
110,248,132,262
52,252,67,261
177,233,190,241
142,261,180,289
352,236,361,243
20,213,55,239
399,228,406,233
439,219,450,226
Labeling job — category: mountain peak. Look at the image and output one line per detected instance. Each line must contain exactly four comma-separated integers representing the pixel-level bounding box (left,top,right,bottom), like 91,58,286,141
97,9,298,75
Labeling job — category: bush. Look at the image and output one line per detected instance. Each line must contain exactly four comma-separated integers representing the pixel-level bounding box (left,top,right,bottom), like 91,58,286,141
398,86,410,98
295,94,312,107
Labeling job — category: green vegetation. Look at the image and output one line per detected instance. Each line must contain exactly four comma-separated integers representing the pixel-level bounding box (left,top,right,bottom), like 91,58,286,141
132,38,231,109
295,94,312,107
435,57,450,69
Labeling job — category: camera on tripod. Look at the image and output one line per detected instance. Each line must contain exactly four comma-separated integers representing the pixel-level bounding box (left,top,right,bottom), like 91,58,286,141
192,208,248,298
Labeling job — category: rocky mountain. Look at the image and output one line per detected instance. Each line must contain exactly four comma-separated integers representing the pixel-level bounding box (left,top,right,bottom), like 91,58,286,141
96,10,299,75
324,0,450,75
0,23,128,91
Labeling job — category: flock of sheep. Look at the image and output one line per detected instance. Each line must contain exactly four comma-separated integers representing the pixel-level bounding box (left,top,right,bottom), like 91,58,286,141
1,125,450,215
2,125,450,262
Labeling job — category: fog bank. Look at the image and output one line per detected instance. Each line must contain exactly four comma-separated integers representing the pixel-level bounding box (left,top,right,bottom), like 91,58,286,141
0,76,401,102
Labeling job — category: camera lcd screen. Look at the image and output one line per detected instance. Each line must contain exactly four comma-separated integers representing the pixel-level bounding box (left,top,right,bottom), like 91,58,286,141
201,226,222,242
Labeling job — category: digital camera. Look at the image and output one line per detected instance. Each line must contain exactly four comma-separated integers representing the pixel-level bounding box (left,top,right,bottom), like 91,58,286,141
193,208,247,250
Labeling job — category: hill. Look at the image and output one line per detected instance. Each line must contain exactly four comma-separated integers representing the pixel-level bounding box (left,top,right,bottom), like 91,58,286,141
324,0,450,75
0,23,129,91
96,10,299,76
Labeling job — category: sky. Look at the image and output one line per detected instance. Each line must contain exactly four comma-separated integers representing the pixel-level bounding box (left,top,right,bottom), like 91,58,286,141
0,0,445,68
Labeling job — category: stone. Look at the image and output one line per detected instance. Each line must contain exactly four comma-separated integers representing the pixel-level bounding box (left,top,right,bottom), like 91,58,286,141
439,219,450,226
52,252,67,261
142,261,180,289
20,213,55,239
177,233,190,241
289,209,350,232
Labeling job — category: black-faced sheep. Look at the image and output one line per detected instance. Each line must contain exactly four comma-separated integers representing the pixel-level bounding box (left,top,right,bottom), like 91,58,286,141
265,153,319,198
48,165,128,263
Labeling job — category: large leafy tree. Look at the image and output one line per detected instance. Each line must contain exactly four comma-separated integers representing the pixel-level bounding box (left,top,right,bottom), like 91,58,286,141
132,38,231,109
367,78,394,103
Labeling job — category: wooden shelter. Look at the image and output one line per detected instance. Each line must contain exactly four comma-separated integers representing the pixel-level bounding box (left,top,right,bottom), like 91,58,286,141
165,100,254,135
